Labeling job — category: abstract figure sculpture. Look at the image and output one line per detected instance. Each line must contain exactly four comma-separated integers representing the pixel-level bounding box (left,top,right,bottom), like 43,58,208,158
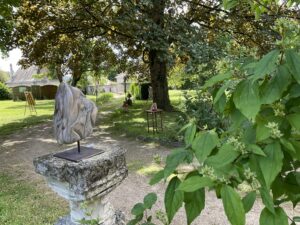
53,83,101,162
54,83,98,144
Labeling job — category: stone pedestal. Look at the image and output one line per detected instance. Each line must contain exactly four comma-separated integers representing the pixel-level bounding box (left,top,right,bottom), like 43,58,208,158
33,143,128,225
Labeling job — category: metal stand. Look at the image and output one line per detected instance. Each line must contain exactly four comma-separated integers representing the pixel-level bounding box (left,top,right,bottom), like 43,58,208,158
146,109,163,134
54,141,104,163
77,141,80,153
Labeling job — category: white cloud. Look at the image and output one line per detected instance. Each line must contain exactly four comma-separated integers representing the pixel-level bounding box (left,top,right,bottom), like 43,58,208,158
0,48,22,72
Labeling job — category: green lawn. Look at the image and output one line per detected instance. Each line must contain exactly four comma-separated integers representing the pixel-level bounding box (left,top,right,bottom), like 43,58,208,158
0,91,186,142
0,96,99,136
99,90,186,144
0,100,55,136
0,173,68,225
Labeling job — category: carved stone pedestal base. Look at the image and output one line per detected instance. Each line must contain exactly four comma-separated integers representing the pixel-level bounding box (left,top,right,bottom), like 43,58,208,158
33,143,127,225
55,210,125,225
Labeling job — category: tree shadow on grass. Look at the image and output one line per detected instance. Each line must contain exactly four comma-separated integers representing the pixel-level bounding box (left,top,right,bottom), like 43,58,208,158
0,115,52,136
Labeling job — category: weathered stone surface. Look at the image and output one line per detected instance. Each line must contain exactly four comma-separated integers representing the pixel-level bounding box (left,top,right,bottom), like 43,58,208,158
34,143,127,200
33,143,128,224
54,83,98,144
55,210,125,225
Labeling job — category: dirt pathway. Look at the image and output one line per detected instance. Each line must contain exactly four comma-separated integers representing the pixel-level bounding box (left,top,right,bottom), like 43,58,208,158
0,115,299,225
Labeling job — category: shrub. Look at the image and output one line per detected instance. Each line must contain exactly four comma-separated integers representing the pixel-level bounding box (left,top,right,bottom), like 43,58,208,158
179,91,227,132
96,92,113,105
129,83,141,100
0,82,11,100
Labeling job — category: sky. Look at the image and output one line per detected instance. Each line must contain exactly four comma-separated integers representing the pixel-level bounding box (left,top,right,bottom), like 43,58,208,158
0,48,22,73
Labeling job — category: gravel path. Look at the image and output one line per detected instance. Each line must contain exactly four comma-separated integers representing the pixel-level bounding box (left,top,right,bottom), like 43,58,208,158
0,115,299,225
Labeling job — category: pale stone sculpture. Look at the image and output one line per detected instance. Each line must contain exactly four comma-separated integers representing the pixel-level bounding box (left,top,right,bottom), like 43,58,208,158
54,83,98,144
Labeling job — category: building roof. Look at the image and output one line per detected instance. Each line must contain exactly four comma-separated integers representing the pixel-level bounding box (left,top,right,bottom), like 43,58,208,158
6,66,59,87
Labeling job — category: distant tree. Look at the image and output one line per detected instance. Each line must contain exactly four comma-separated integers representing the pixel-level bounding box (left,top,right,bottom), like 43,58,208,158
0,70,9,83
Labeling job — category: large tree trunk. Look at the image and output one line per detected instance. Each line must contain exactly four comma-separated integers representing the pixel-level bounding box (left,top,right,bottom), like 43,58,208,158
148,0,172,111
149,50,171,110
71,74,81,87
71,64,81,87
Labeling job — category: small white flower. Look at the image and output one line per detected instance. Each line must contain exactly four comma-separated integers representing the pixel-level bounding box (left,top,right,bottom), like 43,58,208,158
266,122,283,139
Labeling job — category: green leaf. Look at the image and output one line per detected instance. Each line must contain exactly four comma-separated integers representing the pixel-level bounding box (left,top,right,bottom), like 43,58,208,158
184,188,205,225
230,109,247,130
258,142,284,189
289,84,300,98
149,170,164,185
203,72,232,88
286,49,300,84
248,144,266,156
205,144,239,168
192,130,219,162
260,187,275,214
252,49,280,81
290,140,300,161
221,185,245,225
287,113,300,130
165,176,184,223
223,0,238,10
131,203,145,216
261,65,291,104
128,215,143,225
242,191,256,213
256,119,271,142
293,216,300,222
164,148,189,178
178,175,214,192
214,80,231,104
143,193,157,209
280,138,296,155
184,123,196,145
259,207,288,225
233,80,261,120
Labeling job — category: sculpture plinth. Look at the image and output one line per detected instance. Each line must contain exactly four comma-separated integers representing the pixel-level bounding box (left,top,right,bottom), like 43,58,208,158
34,143,128,225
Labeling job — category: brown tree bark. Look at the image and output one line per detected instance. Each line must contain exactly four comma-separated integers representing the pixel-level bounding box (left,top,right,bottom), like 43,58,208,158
71,71,81,87
149,50,171,111
148,0,172,111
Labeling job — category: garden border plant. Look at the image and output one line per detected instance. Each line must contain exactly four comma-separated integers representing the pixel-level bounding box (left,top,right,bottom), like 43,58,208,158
128,1,300,225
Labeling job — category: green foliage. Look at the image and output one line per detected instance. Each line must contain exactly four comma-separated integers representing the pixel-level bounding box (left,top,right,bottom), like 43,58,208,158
129,83,141,100
0,81,11,100
184,187,205,225
96,92,114,106
168,63,197,89
130,4,300,224
0,70,9,82
0,0,20,53
128,192,159,225
221,185,245,225
179,91,227,132
164,177,183,223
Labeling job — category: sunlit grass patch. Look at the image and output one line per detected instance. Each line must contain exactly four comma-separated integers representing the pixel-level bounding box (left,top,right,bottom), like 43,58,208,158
0,173,67,225
136,164,163,176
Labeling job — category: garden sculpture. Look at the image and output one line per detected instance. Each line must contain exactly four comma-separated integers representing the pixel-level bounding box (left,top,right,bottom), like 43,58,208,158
54,82,97,144
53,82,100,162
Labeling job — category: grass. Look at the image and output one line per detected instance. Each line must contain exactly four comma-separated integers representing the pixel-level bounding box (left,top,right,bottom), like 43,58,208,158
0,173,68,225
99,90,186,144
0,95,98,136
0,100,55,136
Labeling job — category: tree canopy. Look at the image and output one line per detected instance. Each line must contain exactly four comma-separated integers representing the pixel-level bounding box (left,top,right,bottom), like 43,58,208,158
11,0,300,109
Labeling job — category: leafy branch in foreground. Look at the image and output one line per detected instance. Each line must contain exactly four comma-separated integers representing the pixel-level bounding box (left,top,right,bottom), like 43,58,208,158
129,3,300,225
